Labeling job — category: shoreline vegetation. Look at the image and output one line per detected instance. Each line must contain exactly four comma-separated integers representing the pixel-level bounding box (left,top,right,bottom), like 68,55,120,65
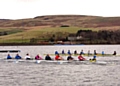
0,15,120,45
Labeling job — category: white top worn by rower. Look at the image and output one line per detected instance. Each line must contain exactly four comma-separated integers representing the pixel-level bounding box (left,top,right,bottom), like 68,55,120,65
24,53,31,60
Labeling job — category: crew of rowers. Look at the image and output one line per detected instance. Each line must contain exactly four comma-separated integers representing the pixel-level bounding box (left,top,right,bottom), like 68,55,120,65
6,50,117,62
6,53,86,61
7,53,56,60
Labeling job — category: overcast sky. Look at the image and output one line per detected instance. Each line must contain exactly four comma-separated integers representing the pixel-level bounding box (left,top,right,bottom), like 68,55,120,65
0,0,120,19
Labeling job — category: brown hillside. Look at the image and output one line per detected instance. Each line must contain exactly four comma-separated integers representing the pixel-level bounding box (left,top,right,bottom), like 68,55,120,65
0,15,120,30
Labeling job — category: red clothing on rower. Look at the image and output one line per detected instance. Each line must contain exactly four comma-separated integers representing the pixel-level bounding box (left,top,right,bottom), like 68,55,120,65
78,55,86,61
55,55,59,60
55,54,63,60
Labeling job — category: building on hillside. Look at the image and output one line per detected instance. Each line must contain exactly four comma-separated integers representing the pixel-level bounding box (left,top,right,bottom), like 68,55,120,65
68,34,83,41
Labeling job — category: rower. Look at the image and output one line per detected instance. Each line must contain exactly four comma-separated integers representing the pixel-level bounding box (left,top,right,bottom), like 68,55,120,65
113,51,116,55
67,54,74,60
35,54,43,60
55,54,64,60
89,55,96,62
7,54,12,59
62,50,65,54
102,51,104,56
80,50,84,55
15,54,22,59
45,54,52,60
74,50,77,54
24,53,32,60
88,50,90,57
55,51,59,55
78,54,86,61
67,50,71,55
94,50,97,55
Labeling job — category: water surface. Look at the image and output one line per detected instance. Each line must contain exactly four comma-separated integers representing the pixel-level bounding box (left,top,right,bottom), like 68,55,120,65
0,45,120,86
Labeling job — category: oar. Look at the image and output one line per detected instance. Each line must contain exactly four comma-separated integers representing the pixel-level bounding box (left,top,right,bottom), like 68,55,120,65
36,60,42,64
14,60,19,63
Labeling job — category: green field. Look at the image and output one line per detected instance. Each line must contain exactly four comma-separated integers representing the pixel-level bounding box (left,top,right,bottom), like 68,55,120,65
0,27,97,43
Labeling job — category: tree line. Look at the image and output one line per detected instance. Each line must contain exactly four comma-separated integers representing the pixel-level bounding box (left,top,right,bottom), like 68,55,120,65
75,30,120,44
47,29,120,44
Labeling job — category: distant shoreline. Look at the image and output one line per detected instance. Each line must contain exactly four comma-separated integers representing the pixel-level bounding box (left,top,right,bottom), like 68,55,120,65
0,43,118,46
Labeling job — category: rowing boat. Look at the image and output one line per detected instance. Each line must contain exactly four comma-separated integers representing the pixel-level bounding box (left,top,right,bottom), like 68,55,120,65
44,53,119,57
2,59,69,64
1,59,107,65
36,60,69,64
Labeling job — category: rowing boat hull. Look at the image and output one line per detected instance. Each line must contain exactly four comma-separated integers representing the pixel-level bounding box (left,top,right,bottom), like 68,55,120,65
44,53,118,57
2,59,107,65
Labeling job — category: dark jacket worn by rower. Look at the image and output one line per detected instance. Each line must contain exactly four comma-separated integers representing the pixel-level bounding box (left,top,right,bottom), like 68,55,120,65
62,50,65,54
113,51,116,55
74,50,77,54
45,54,52,60
67,55,73,60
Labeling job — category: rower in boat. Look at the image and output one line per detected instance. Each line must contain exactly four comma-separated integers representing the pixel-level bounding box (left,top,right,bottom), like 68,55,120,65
80,50,84,55
35,54,43,60
102,51,104,57
78,54,86,61
7,54,12,59
45,54,52,60
67,54,74,60
74,50,77,55
55,51,59,55
88,50,91,57
24,53,32,60
62,50,65,54
67,50,71,55
55,54,64,60
94,50,97,55
15,54,22,59
89,55,96,62
113,51,116,55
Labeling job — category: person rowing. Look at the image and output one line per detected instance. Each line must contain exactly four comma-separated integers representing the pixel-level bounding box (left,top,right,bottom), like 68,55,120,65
89,55,96,62
67,54,74,60
24,53,32,60
62,50,65,54
88,50,91,57
102,51,104,56
45,54,53,60
7,54,12,59
15,54,22,59
94,50,97,55
113,51,116,55
74,50,77,54
55,54,64,60
78,54,86,61
35,54,43,60
55,51,59,55
80,49,84,55
67,50,71,55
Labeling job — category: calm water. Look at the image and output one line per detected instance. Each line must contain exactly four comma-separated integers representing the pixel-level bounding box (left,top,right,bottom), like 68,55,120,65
0,45,120,86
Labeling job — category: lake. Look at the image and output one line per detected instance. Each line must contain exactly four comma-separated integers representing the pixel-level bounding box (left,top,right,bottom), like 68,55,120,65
0,45,120,86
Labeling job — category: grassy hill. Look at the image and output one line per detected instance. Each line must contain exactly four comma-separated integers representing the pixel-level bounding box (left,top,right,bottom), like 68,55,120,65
0,15,120,44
